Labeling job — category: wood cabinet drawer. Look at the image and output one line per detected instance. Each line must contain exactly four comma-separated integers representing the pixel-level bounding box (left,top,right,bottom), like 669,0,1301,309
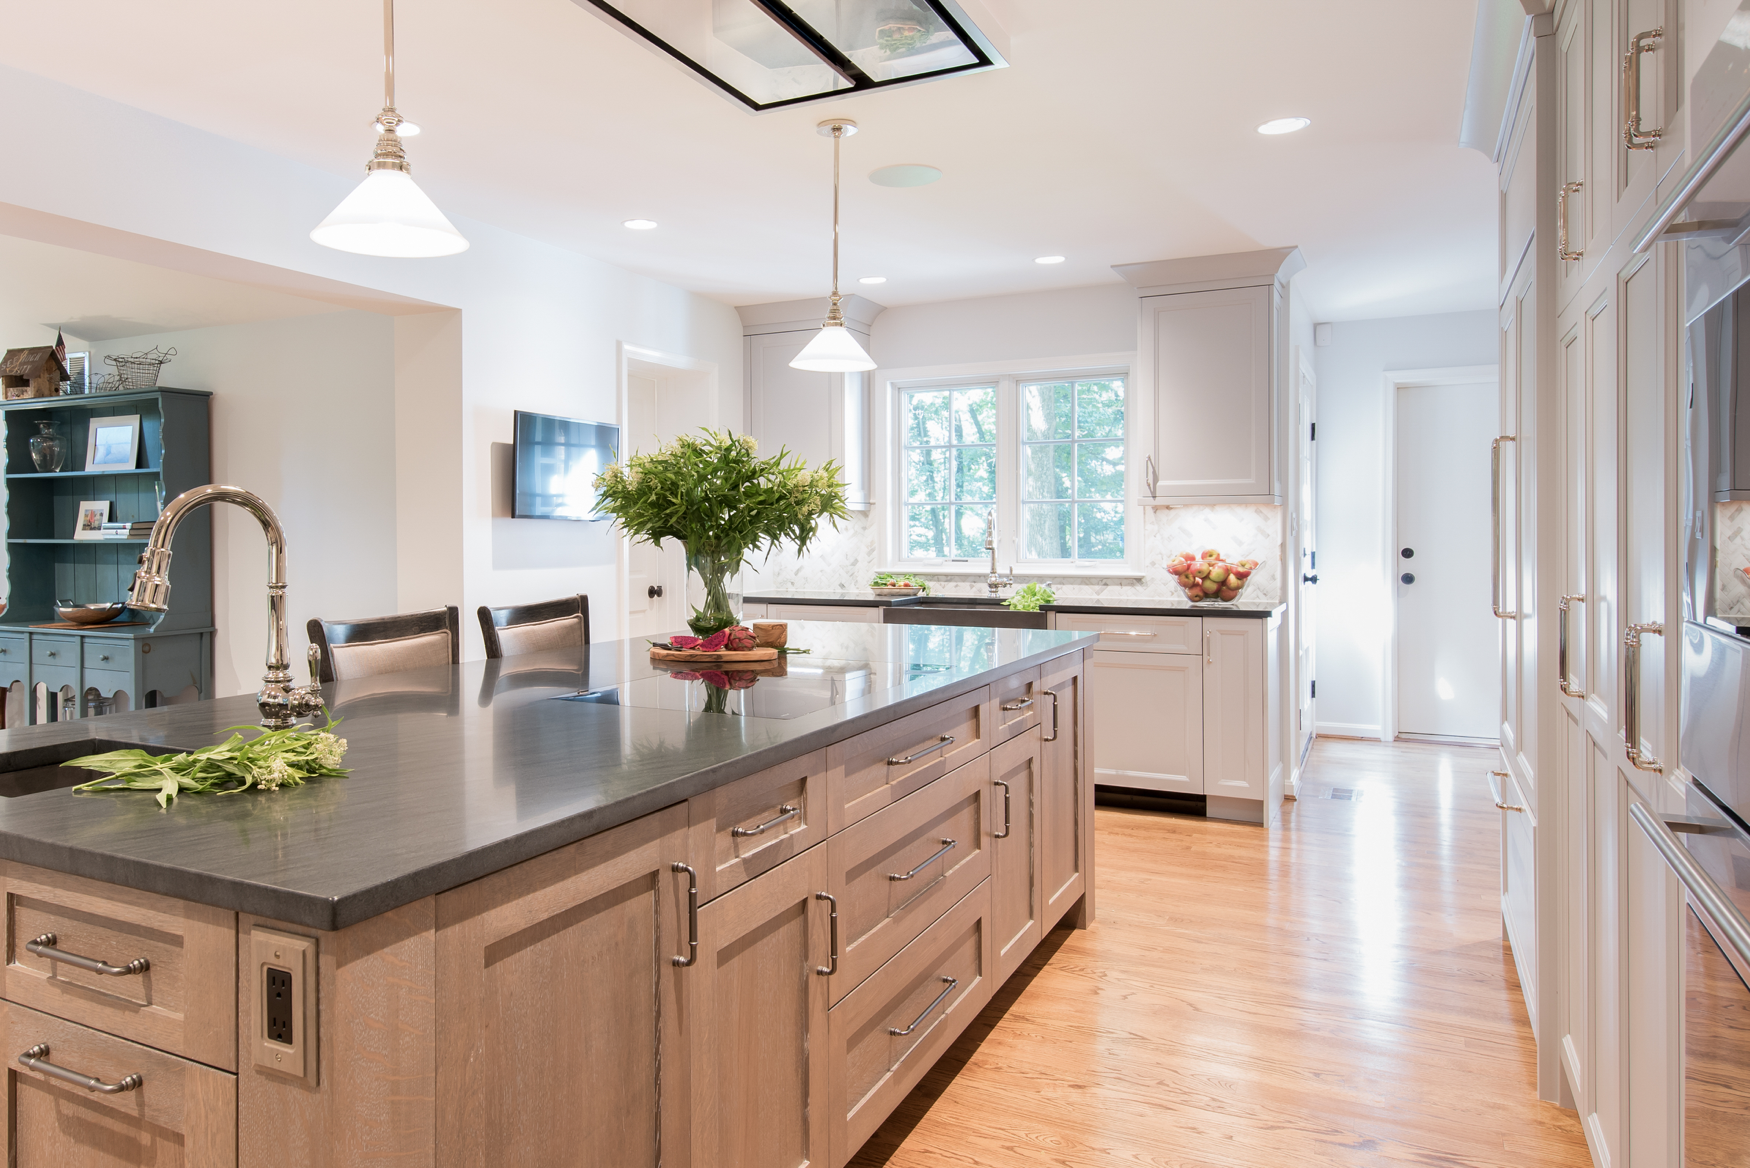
827,880,993,1167
989,666,1040,745
825,754,990,1003
0,999,236,1166
1049,612,1200,652
766,604,883,624
688,748,828,902
0,862,237,1070
29,638,76,668
82,642,131,672
827,685,990,832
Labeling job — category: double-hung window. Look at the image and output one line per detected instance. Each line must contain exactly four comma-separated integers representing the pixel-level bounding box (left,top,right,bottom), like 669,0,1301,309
896,371,1129,571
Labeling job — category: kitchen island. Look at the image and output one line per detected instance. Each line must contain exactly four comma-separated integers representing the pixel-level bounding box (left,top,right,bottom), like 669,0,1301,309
0,621,1093,1168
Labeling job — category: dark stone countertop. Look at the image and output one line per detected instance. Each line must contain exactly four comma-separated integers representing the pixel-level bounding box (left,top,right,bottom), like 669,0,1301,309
1042,598,1286,618
0,622,1095,931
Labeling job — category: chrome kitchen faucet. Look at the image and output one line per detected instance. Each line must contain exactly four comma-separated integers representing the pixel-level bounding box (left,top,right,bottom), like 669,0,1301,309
984,513,1013,596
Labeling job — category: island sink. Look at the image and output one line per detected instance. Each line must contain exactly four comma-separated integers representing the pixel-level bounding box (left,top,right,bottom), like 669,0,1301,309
0,738,183,799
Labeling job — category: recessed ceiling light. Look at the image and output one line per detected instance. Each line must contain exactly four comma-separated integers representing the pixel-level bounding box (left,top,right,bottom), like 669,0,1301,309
1035,255,1066,265
1257,117,1311,135
869,164,943,188
623,219,658,230
859,276,887,284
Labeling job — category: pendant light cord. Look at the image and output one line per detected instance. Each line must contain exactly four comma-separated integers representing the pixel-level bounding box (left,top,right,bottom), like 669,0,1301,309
831,124,843,311
384,0,397,111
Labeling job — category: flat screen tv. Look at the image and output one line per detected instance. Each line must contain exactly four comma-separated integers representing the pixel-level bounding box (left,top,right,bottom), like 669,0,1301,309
512,410,619,520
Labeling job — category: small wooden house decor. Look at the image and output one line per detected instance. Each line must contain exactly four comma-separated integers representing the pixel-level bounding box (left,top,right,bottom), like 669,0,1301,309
0,347,67,400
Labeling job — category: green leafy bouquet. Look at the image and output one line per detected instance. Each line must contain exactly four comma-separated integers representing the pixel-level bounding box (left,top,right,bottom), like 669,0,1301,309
595,430,850,635
1004,582,1056,612
68,719,350,809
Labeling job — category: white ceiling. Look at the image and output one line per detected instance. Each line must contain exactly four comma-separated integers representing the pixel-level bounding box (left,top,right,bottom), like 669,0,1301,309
0,0,1496,320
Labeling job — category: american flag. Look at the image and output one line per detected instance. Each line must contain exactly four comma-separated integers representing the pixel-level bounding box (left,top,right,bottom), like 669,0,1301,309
53,330,65,368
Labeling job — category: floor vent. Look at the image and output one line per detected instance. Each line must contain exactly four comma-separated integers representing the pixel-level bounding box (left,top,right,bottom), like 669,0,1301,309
1325,788,1361,801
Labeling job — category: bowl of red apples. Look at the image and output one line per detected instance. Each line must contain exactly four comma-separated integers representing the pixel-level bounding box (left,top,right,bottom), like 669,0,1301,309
1167,550,1260,604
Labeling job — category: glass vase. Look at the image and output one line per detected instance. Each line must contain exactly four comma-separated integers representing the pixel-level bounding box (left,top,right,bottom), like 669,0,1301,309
684,546,743,636
28,420,66,473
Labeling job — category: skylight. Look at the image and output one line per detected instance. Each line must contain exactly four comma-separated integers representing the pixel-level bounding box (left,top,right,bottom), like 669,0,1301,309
571,0,1007,111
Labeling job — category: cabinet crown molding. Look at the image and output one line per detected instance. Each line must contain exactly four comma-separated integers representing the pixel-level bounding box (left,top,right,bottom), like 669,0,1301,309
1113,247,1305,297
737,294,886,336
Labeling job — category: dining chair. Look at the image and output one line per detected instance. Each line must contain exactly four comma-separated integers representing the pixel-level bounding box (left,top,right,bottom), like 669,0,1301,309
307,606,461,683
477,594,590,659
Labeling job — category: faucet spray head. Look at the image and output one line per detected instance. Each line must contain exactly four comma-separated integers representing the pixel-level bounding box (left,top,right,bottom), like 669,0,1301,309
127,547,173,612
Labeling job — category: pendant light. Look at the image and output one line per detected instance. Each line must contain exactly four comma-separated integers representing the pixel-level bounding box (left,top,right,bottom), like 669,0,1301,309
791,120,876,373
311,0,468,258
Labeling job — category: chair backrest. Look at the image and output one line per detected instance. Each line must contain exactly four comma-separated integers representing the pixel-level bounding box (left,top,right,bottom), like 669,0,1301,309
477,594,590,660
307,606,460,683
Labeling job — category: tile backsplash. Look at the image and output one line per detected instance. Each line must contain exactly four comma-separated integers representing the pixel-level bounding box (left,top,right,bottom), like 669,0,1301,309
1716,501,1750,619
742,504,1285,602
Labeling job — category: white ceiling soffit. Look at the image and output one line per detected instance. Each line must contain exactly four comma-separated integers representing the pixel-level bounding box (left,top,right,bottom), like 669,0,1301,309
1458,0,1531,158
0,1,1497,321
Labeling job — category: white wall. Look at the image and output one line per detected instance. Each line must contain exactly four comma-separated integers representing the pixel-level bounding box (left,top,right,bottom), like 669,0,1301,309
1312,309,1497,737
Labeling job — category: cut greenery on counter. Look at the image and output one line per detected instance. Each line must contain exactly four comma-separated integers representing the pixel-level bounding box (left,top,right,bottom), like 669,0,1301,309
1004,582,1056,611
870,573,930,593
68,719,350,808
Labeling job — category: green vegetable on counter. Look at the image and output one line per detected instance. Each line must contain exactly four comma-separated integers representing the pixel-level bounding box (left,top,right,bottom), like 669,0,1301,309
1004,583,1057,612
67,718,351,809
871,572,930,594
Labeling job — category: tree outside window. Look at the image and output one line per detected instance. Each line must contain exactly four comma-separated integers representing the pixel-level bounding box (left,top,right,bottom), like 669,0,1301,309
902,385,997,557
1021,378,1125,560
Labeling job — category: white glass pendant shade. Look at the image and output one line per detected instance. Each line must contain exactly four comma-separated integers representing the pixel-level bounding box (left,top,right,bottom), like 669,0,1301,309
311,168,468,257
790,322,875,372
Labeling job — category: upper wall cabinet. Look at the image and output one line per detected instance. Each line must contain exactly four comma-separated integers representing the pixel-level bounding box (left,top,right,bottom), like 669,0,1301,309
1116,248,1303,505
738,296,883,511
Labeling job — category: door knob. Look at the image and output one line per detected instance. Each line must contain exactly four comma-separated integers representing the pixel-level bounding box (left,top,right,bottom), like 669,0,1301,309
647,585,664,599
1302,573,1319,584
1401,572,1415,585
1401,547,1414,558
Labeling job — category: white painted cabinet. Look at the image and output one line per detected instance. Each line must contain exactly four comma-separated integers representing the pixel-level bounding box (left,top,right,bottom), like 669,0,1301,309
759,604,882,625
1087,648,1202,794
1201,617,1280,818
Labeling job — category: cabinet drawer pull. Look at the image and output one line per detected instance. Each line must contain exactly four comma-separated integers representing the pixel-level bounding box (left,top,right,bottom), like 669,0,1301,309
1558,594,1585,697
26,932,149,976
1487,770,1525,813
992,779,1011,839
889,838,956,881
670,862,698,968
17,1044,142,1094
1101,630,1157,638
1624,622,1664,773
99,654,111,663
814,891,838,976
1558,181,1584,261
45,651,56,659
887,735,953,766
1043,688,1060,742
1623,27,1664,149
999,697,1034,711
731,803,800,837
889,975,958,1036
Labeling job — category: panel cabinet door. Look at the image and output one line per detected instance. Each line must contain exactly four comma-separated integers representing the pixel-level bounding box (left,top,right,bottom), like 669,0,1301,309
434,804,692,1168
746,332,869,508
1145,284,1276,501
1202,619,1267,802
1087,649,1201,793
988,729,1040,983
690,845,832,1168
1040,654,1088,927
1555,0,1591,308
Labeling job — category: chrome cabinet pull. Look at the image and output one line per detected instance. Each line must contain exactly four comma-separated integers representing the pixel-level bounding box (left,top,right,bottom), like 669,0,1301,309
1000,697,1034,711
1487,770,1525,812
731,804,800,837
1043,688,1060,742
889,838,956,881
887,735,953,766
1558,595,1586,698
814,891,838,976
1624,622,1664,772
1630,803,1750,970
1623,27,1664,149
889,975,958,1036
1558,181,1584,260
26,933,149,976
1144,454,1159,497
17,1044,141,1094
671,862,698,968
992,779,1011,839
1205,629,1213,664
1491,437,1517,618
1100,630,1158,638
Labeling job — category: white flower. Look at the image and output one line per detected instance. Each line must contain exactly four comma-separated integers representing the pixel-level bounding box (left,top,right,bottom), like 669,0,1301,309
313,734,348,769
255,757,294,791
739,434,758,453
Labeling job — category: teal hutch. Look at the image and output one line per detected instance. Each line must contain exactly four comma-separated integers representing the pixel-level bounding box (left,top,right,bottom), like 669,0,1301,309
0,387,213,723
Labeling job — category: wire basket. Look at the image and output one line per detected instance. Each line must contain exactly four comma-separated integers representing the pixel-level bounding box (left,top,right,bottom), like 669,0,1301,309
102,347,176,390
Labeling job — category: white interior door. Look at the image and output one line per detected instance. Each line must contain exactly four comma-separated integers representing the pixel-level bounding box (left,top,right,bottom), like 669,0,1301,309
624,371,688,638
1297,361,1317,758
1396,380,1502,738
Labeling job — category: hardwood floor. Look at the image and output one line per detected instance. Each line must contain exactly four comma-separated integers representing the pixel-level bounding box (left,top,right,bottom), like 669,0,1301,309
851,737,1592,1168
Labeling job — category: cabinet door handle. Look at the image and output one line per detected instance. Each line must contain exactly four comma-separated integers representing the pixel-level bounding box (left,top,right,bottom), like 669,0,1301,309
1043,688,1060,742
25,932,149,976
1144,454,1159,497
1487,770,1525,813
992,779,1011,839
17,1044,141,1094
1491,436,1517,618
1624,622,1664,773
887,735,953,766
889,975,958,1036
1558,595,1586,698
1205,630,1213,665
1000,697,1034,711
670,862,698,968
730,803,800,837
814,892,838,976
1623,27,1664,149
889,838,956,881
1558,181,1584,261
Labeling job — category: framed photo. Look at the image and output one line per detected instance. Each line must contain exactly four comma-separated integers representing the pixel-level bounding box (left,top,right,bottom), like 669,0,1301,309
73,500,111,541
85,414,141,472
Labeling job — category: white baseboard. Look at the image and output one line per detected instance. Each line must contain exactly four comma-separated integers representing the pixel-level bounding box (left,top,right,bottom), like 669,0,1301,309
1316,721,1383,739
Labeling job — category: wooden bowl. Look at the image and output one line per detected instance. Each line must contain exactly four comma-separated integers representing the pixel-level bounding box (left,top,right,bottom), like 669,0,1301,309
55,602,128,626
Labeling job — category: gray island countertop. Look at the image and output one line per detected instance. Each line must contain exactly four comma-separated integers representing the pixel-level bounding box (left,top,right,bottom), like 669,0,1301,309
0,621,1095,931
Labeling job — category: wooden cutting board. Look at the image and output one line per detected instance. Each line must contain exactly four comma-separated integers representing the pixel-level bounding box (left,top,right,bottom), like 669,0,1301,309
648,646,779,664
